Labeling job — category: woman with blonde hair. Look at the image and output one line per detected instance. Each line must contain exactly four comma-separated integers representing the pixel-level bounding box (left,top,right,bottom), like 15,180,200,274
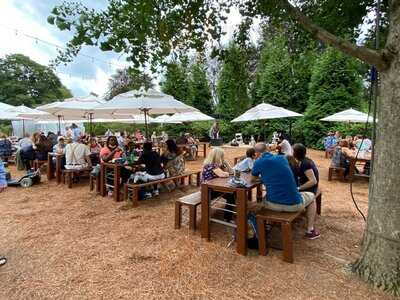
202,147,235,222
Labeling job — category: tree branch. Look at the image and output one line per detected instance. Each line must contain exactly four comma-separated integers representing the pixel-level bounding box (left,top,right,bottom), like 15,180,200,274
280,0,391,71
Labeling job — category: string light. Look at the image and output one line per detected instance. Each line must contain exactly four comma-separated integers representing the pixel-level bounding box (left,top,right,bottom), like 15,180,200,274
0,24,127,69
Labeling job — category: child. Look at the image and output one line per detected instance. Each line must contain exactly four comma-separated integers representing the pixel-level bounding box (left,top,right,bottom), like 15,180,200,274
234,148,256,172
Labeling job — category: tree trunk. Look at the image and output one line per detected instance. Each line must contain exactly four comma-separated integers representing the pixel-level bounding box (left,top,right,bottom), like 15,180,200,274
352,2,400,296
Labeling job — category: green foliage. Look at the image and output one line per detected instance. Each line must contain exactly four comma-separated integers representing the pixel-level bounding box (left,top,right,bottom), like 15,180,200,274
188,62,213,115
0,54,72,106
105,68,154,100
297,47,364,148
216,43,251,120
160,59,190,104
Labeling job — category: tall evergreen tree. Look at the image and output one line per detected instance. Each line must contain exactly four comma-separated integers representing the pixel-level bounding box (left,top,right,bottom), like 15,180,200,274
216,43,250,120
188,62,213,115
160,58,190,104
300,47,363,147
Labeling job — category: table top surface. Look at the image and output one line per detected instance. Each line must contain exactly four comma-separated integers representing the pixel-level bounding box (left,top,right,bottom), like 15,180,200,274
349,151,372,161
203,173,261,190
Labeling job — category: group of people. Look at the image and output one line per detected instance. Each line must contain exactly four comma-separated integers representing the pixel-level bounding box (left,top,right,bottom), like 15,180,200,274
201,142,320,239
324,131,372,176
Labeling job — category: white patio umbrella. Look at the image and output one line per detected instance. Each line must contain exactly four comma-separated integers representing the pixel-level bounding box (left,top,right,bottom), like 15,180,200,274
0,110,24,120
0,102,16,111
320,108,374,123
33,95,111,134
167,111,214,123
95,88,198,137
231,103,303,122
152,114,182,124
6,105,50,136
37,115,156,124
231,103,303,139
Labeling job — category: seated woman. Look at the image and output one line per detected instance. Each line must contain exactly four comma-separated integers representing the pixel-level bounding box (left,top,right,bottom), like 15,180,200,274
202,147,235,222
89,137,101,165
100,136,124,163
53,136,66,154
186,133,199,160
34,134,52,161
161,139,185,177
293,144,319,195
331,140,354,176
133,142,165,198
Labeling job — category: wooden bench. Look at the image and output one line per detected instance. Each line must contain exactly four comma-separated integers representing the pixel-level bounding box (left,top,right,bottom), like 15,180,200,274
316,190,322,215
62,167,93,188
124,171,201,207
328,166,346,181
175,191,201,231
256,209,303,263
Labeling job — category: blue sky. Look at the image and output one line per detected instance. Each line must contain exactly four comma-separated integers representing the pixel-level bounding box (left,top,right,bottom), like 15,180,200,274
0,0,249,98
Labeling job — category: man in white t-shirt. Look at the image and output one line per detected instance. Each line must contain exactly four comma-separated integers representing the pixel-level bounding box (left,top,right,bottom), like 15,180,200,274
278,135,293,156
65,137,92,169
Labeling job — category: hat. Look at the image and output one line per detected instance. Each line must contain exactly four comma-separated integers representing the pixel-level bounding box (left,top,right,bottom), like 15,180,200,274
58,136,65,141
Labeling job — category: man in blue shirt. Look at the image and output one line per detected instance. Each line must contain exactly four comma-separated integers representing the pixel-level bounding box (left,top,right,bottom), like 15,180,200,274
252,144,320,239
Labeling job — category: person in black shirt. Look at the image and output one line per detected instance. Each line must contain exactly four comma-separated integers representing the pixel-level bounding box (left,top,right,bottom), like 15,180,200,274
293,143,319,195
133,142,165,197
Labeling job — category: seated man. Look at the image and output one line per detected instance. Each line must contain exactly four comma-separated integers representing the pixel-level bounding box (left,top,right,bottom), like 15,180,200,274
64,136,92,170
252,144,320,239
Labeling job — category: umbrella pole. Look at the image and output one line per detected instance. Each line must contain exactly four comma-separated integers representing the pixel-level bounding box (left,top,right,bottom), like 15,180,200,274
144,109,149,140
57,115,61,136
22,119,25,137
289,120,292,140
89,113,93,136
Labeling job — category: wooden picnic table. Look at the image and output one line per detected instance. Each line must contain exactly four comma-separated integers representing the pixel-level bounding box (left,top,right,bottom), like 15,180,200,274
100,161,141,202
201,173,262,256
348,152,372,181
47,152,64,183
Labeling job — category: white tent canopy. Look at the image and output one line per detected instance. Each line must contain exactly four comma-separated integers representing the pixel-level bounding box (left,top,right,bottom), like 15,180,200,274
37,114,155,124
0,111,24,120
0,102,16,111
167,111,214,123
95,89,198,115
320,108,374,123
231,103,303,123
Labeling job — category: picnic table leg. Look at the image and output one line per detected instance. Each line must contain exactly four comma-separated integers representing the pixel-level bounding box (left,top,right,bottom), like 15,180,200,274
56,156,62,184
203,143,207,158
114,165,121,202
256,184,262,202
47,154,54,180
132,187,139,207
201,184,210,240
95,174,100,194
196,172,201,186
236,189,247,256
174,202,181,229
100,163,106,197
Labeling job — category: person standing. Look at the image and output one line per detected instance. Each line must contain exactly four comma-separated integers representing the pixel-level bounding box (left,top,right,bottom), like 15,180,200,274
209,121,220,139
71,123,82,142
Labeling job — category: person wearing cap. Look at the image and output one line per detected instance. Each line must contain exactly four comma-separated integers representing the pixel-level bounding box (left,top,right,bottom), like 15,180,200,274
64,135,92,170
53,136,66,155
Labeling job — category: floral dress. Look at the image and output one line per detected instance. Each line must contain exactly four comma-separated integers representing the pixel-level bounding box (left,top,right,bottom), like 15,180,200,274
201,163,219,182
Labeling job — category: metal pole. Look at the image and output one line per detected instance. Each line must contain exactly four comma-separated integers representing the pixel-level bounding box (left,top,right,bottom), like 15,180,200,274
89,113,93,136
371,0,381,173
22,119,25,137
143,109,149,140
57,115,61,136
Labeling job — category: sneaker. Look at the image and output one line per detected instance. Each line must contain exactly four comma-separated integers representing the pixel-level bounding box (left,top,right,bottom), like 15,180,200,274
152,189,159,196
305,229,320,240
143,192,152,199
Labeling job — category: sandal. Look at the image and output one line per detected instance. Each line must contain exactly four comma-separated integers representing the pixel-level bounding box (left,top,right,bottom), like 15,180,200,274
0,256,7,266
